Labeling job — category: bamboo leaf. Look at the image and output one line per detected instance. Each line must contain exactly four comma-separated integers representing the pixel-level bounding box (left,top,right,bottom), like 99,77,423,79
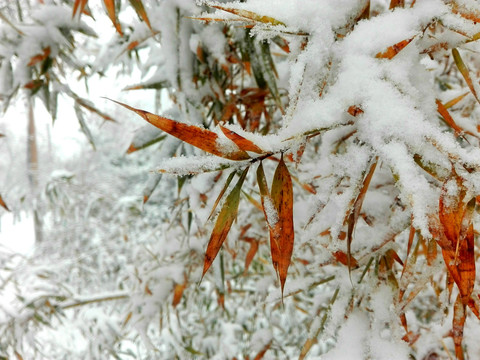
375,37,414,59
27,47,51,67
0,195,10,211
347,159,377,276
452,48,480,104
172,278,187,308
129,0,152,31
436,99,463,137
127,124,166,154
444,92,469,109
439,174,476,302
209,4,286,26
270,155,294,296
220,125,263,154
104,0,123,36
77,98,116,122
253,342,271,360
72,0,88,17
207,171,236,221
202,167,249,278
142,174,162,204
453,294,466,360
74,105,96,150
123,81,169,91
389,0,404,9
243,237,259,273
109,99,250,160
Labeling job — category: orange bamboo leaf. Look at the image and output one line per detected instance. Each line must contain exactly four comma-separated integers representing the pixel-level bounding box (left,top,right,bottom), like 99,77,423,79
72,0,88,17
0,195,9,211
172,281,187,308
220,126,264,154
253,342,271,360
426,238,438,266
272,36,290,53
122,312,132,327
24,80,44,91
27,47,51,67
270,155,294,296
444,92,469,109
202,168,249,278
436,99,462,137
109,99,250,160
256,162,282,285
347,159,377,274
452,48,480,104
453,294,466,360
104,0,123,36
129,0,152,31
439,174,476,302
243,237,259,272
357,0,370,20
332,251,358,268
209,4,285,26
375,37,414,59
451,2,480,23
347,105,364,117
207,171,236,221
127,41,140,51
389,0,404,9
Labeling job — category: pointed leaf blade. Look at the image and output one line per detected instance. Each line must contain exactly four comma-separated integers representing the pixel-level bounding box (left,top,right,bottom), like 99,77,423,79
207,171,236,221
243,237,259,273
209,4,285,26
104,0,123,36
109,99,250,160
452,48,480,104
270,155,294,295
0,195,10,211
202,167,249,278
347,159,377,275
375,37,414,59
220,126,263,154
453,294,466,360
128,0,152,31
257,162,281,281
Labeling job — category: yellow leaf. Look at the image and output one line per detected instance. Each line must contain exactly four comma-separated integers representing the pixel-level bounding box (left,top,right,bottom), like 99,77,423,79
210,4,285,26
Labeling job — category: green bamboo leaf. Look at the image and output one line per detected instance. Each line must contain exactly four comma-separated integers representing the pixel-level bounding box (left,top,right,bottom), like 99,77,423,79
207,171,236,221
452,48,480,104
202,167,249,279
74,105,96,150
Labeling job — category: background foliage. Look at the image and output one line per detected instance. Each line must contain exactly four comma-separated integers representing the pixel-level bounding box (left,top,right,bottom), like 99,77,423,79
2,0,480,359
